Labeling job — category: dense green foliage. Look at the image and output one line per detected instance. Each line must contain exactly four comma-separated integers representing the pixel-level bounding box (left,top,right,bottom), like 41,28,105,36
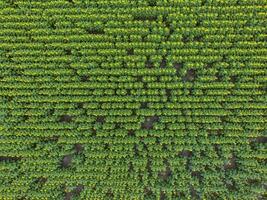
0,0,266,199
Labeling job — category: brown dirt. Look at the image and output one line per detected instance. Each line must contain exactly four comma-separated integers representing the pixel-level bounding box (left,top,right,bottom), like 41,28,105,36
47,108,55,115
106,189,114,198
140,102,148,109
0,156,21,162
179,150,193,158
128,130,135,136
64,192,72,200
194,35,202,42
62,155,72,168
74,144,83,153
36,177,47,185
144,187,153,195
96,116,105,123
127,48,134,55
224,156,237,170
225,180,236,191
206,62,215,68
165,89,171,98
136,75,143,82
134,15,157,21
158,167,172,182
182,35,190,43
190,185,200,199
174,62,183,69
184,69,196,82
146,159,152,176
59,115,72,123
160,57,167,68
191,171,203,183
216,71,223,81
160,191,167,200
80,75,88,82
230,75,237,83
250,136,267,143
146,58,153,68
77,102,84,109
141,116,159,129
86,29,104,35
65,49,72,55
73,184,84,195
133,144,138,156
128,162,133,172
213,144,220,155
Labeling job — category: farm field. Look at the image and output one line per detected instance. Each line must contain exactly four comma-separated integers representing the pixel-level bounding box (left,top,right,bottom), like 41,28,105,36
0,0,266,199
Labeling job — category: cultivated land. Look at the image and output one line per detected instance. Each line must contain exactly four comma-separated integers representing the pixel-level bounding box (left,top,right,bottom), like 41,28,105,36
0,0,266,199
